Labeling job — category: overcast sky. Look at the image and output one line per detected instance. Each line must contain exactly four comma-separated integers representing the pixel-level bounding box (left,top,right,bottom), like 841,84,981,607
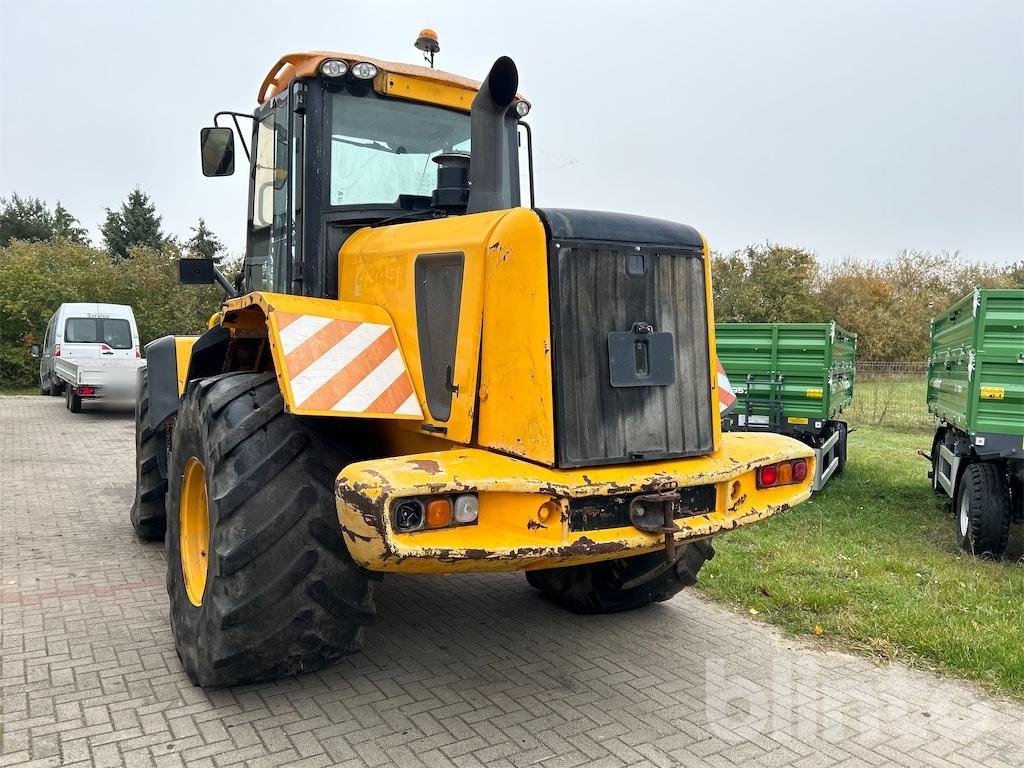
1,0,1021,264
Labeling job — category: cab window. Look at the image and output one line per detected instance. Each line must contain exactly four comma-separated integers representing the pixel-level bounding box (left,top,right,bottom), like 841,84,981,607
248,98,291,291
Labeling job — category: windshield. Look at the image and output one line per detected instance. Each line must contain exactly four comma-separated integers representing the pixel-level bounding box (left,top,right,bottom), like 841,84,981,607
64,317,132,348
328,90,470,207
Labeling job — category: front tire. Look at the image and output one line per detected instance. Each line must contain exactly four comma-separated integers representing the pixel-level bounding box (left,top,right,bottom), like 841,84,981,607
526,540,714,613
166,372,375,687
130,367,168,541
954,462,1011,558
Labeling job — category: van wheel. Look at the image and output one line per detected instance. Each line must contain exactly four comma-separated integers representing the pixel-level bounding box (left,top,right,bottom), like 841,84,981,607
66,387,82,413
131,368,168,541
954,462,1011,558
526,541,714,613
40,381,51,396
166,371,374,687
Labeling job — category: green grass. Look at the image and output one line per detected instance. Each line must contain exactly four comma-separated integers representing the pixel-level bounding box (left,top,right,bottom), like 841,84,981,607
0,387,39,395
700,424,1024,697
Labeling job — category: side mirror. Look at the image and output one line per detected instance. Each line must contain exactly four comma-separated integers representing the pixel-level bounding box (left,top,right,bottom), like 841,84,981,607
200,127,235,177
178,257,217,285
30,345,40,358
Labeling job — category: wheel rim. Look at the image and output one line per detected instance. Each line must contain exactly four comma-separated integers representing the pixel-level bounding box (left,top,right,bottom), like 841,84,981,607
180,457,210,607
958,488,970,539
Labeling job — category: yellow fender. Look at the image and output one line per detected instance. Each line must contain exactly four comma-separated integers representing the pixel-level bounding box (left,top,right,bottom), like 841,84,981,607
221,292,423,420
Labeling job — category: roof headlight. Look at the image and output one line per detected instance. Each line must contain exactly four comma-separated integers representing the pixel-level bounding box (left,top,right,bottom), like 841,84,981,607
319,59,348,78
350,62,379,80
514,100,531,117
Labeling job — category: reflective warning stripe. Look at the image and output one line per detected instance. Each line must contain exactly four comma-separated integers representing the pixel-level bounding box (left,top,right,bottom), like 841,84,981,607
717,360,737,414
274,311,423,417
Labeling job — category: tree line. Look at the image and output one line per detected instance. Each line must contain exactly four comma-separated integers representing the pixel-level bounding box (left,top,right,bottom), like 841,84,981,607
0,191,227,264
1,190,1021,389
0,191,233,389
711,243,1022,361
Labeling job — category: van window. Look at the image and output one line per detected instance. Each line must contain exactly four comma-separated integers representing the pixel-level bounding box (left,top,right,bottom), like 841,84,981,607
64,318,133,349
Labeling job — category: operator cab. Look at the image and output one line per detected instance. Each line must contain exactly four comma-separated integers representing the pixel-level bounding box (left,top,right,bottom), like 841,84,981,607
197,49,533,300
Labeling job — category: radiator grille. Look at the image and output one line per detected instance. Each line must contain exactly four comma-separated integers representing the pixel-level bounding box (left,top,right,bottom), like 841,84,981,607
549,239,714,467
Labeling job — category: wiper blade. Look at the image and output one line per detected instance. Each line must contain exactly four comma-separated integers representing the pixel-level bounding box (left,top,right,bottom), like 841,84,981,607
372,209,445,228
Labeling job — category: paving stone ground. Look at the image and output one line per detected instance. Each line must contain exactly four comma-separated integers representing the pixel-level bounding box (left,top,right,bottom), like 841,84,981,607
1,395,1022,768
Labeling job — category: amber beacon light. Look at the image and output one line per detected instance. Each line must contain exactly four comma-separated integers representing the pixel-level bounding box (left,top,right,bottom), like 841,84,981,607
415,28,440,68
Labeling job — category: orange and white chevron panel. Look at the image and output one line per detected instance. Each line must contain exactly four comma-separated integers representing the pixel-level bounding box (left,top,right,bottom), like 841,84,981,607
274,311,423,417
717,360,737,414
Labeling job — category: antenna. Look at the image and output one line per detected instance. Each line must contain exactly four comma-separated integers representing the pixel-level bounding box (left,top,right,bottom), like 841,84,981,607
415,28,440,69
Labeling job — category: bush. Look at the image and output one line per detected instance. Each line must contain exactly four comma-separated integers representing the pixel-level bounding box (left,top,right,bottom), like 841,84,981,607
0,239,223,389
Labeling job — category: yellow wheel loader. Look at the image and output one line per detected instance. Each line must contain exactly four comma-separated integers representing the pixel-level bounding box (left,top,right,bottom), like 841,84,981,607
131,45,815,687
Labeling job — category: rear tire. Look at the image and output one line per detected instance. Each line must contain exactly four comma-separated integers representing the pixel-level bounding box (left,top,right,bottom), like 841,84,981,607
130,367,168,541
526,540,714,613
166,371,374,687
954,462,1011,558
66,386,81,413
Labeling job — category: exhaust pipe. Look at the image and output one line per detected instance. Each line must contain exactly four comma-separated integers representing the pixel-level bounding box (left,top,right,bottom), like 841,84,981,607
467,56,520,214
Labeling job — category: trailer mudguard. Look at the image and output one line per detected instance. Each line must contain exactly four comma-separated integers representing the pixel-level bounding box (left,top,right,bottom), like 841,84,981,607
220,292,424,420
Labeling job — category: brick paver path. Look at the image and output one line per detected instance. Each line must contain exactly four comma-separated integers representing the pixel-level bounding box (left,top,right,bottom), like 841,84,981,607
2,396,1022,767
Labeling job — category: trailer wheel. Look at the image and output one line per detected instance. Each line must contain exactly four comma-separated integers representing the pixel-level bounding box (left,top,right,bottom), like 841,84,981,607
130,368,168,541
166,371,374,687
66,386,82,413
526,540,714,613
954,462,1011,558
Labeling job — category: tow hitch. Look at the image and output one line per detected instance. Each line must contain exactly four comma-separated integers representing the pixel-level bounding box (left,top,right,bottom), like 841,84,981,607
629,490,706,562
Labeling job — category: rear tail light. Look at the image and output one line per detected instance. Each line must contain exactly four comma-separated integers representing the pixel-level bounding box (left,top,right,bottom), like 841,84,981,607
54,344,61,357
757,459,809,489
393,494,478,532
78,385,95,396
134,345,141,358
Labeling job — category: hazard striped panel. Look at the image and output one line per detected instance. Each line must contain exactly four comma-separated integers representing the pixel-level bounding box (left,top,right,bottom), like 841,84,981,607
717,360,737,415
274,311,423,418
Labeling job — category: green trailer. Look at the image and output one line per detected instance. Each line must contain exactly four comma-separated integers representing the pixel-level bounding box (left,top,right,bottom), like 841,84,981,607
927,288,1024,557
716,321,856,491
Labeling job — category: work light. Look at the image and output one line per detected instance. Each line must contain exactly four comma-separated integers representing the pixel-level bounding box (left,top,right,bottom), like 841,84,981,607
351,62,379,80
320,59,348,78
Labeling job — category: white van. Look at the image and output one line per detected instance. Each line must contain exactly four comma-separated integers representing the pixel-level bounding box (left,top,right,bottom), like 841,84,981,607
34,303,144,411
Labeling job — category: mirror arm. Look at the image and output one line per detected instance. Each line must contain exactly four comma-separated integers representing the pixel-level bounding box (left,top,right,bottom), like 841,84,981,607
213,267,238,298
214,110,253,161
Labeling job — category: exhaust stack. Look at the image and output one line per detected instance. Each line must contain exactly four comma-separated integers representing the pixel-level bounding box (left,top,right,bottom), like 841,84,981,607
466,56,520,214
